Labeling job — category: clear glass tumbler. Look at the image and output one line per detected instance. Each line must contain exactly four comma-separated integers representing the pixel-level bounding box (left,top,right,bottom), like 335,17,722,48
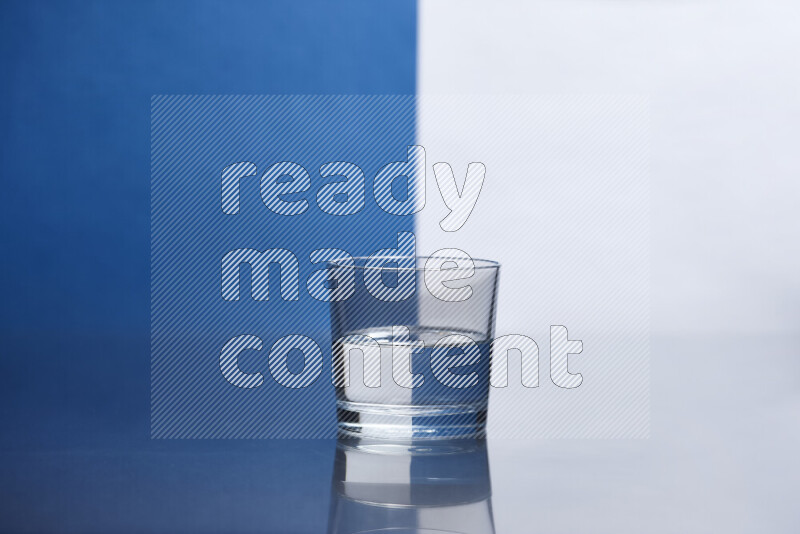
329,255,500,439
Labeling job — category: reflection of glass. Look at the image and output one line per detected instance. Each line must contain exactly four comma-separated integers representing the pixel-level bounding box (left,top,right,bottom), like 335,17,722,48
327,437,495,534
330,256,500,439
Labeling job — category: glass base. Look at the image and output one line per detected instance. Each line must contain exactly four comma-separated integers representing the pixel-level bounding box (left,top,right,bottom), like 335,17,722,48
337,401,487,439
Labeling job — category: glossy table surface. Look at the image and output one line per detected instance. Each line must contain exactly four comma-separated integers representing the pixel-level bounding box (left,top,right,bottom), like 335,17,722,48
1,334,798,533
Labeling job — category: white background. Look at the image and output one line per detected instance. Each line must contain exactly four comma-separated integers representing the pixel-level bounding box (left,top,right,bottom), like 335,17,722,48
418,1,800,532
418,0,800,336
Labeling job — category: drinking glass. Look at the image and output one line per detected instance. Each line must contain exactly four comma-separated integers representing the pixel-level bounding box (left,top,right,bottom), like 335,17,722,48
329,254,500,439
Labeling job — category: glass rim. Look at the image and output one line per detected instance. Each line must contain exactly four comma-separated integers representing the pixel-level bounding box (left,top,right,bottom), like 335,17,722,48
328,255,501,272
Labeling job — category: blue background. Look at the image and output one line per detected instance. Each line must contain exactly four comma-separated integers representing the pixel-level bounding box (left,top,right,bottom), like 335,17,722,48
0,0,416,530
150,95,416,438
